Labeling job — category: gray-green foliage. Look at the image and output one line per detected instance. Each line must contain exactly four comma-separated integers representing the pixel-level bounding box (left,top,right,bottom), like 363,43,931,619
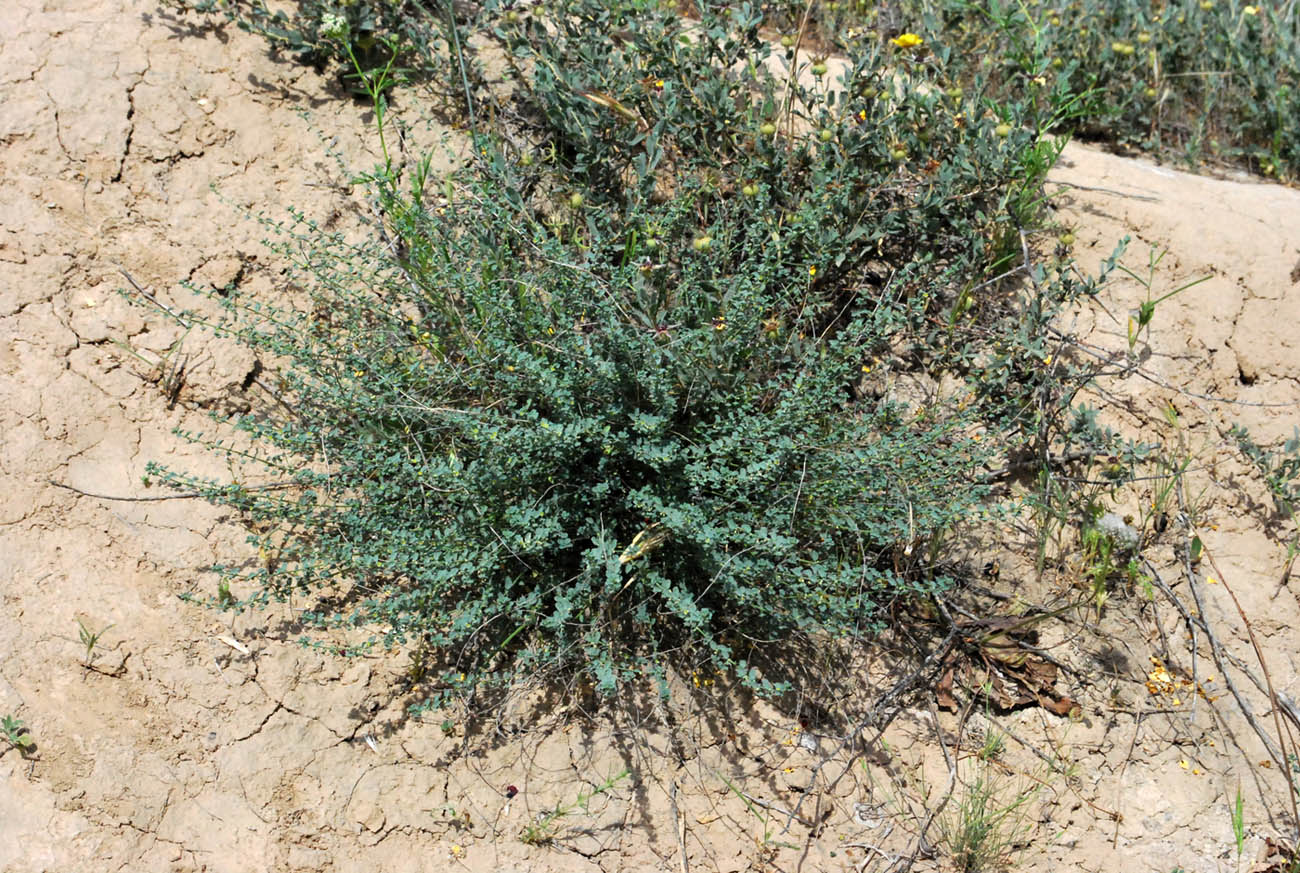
147,0,1098,706
1232,424,1300,521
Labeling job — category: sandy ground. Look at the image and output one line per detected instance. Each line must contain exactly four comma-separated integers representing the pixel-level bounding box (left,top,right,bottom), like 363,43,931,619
3,2,1300,871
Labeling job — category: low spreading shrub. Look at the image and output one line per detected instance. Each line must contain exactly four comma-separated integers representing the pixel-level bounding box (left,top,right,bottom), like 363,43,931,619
148,0,1112,706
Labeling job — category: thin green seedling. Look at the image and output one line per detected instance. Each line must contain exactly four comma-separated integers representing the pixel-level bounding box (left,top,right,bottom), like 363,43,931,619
977,726,1006,763
217,578,236,609
1116,246,1211,354
2,715,34,755
519,769,630,846
1231,784,1246,871
77,618,114,669
340,34,404,176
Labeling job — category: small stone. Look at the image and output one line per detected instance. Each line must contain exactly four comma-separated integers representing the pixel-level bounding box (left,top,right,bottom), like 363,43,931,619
352,801,386,832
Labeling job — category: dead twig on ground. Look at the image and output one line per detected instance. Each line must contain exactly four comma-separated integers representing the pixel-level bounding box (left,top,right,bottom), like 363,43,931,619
1144,558,1286,763
784,625,962,838
669,781,689,873
1198,538,1300,833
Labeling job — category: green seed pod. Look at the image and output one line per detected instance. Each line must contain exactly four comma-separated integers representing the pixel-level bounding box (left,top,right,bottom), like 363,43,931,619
759,121,777,136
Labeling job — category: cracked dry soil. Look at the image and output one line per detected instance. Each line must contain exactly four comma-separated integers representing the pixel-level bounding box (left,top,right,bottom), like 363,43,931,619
3,2,1300,872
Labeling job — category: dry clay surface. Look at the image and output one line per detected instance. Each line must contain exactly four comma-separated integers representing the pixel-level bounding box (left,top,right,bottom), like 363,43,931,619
3,1,1300,871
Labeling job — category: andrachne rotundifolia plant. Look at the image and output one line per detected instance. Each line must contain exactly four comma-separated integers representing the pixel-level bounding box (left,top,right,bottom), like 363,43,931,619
148,0,1097,707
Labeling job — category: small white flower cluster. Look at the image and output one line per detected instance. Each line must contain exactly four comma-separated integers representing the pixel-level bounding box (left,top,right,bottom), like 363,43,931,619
320,12,349,40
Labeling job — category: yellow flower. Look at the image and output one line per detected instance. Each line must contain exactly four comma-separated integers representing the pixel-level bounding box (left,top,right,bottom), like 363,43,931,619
1243,4,1258,13
890,33,924,49
808,265,817,277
